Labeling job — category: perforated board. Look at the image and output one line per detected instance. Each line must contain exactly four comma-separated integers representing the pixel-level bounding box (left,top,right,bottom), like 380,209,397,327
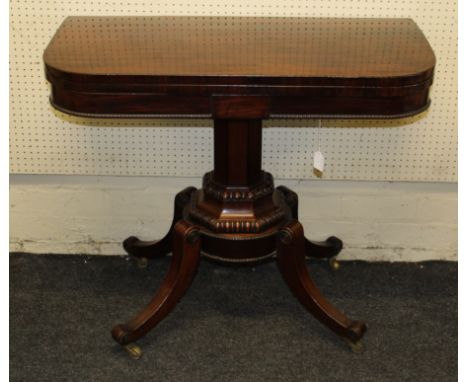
9,1,457,181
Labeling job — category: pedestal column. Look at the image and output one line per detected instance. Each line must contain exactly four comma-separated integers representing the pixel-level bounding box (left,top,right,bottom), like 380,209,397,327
213,118,262,186
189,117,286,236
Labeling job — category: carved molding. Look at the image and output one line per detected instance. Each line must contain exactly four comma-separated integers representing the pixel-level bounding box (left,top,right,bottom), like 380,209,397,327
202,171,275,202
188,188,288,234
189,206,285,233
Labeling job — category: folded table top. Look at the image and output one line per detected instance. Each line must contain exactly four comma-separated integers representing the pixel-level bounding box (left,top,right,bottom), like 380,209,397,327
44,16,436,119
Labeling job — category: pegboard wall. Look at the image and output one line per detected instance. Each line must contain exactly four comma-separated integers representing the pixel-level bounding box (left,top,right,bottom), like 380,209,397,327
9,1,457,182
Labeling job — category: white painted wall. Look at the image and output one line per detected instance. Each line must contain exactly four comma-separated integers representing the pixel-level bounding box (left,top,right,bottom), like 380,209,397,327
9,175,457,261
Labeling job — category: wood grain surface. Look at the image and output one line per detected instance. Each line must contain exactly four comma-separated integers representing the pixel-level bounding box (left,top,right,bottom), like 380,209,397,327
44,16,435,118
44,16,435,81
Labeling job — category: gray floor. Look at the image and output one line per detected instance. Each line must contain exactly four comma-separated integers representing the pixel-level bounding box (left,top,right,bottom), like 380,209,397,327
10,253,457,381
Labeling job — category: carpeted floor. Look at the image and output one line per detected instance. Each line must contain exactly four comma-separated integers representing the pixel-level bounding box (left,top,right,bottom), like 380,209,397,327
10,253,457,381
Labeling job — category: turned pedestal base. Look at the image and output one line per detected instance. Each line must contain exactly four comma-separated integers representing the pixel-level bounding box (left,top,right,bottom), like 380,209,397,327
112,117,367,358
112,182,367,357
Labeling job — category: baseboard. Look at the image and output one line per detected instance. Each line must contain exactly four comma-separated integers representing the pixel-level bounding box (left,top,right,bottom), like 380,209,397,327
10,174,457,261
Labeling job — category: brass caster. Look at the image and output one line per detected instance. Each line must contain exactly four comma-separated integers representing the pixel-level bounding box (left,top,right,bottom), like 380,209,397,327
135,256,148,269
124,343,142,359
346,339,364,353
329,257,340,271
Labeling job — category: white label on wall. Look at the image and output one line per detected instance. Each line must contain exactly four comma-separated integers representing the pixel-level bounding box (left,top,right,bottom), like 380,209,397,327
313,150,325,173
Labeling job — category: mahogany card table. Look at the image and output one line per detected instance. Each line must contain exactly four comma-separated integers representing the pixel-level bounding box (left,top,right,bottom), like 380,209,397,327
44,16,435,358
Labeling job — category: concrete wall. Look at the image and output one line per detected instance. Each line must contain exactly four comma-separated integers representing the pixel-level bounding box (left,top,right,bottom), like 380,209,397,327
9,175,457,261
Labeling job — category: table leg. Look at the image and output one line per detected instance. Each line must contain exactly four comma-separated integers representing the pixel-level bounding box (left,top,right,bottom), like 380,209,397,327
277,185,343,269
111,220,202,357
305,237,343,259
276,220,366,349
123,187,196,264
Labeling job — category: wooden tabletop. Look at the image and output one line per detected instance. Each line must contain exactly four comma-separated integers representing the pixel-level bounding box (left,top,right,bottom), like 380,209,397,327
44,16,436,119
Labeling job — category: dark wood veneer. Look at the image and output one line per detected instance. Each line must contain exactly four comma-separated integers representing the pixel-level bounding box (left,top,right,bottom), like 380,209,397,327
44,16,435,119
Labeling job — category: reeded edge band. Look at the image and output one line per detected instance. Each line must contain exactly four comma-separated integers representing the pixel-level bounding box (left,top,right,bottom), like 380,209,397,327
201,250,276,263
50,97,430,120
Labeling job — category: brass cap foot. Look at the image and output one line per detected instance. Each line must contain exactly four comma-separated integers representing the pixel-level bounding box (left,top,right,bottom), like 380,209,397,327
135,256,148,268
124,343,143,360
345,339,364,353
329,257,340,271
